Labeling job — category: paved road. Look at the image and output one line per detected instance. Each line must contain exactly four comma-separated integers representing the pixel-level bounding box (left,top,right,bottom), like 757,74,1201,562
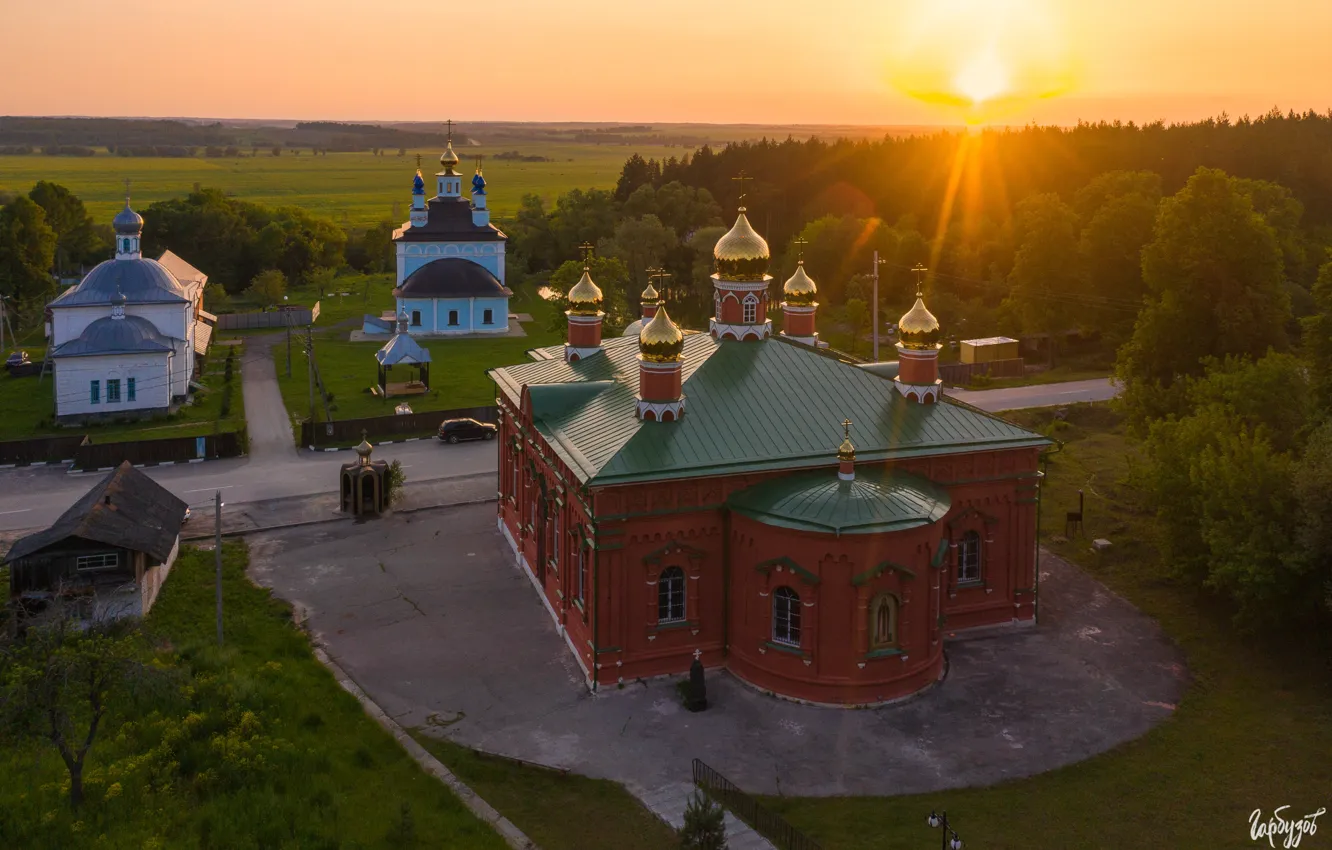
0,377,1117,534
0,439,497,533
239,332,297,460
945,377,1119,411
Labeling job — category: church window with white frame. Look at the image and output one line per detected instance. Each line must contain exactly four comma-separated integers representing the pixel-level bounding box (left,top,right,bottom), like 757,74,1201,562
658,567,686,623
958,531,982,583
743,293,759,323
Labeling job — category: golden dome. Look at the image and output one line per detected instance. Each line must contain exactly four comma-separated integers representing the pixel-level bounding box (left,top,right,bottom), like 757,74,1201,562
439,140,460,175
639,304,684,362
897,294,941,350
713,209,770,280
641,281,659,302
566,269,604,316
782,261,818,306
837,436,856,462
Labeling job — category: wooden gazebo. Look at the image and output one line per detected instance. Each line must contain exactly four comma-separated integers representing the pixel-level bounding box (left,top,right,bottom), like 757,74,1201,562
375,312,432,398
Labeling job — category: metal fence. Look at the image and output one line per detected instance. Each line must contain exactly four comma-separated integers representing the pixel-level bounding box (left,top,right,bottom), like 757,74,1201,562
300,405,498,448
216,302,320,330
691,758,822,850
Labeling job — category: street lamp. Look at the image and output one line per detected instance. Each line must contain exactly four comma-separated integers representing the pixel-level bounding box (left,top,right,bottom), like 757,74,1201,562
927,810,963,850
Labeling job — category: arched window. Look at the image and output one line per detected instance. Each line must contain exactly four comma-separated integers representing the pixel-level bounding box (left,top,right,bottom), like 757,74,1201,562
772,586,801,646
870,594,898,649
958,531,982,583
742,293,759,323
658,567,685,623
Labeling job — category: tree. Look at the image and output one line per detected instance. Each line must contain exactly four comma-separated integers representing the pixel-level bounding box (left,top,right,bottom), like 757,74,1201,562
0,617,156,809
1117,168,1291,426
246,269,287,307
346,220,396,274
1072,170,1161,222
0,196,58,315
1301,260,1332,416
1078,190,1159,342
1006,193,1081,366
508,193,558,273
615,153,659,201
844,298,869,354
28,181,106,273
679,791,727,850
548,256,631,328
548,188,618,261
599,215,676,290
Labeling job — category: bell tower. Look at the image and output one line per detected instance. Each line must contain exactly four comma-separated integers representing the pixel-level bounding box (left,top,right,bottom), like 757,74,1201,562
436,120,463,199
780,239,819,346
894,264,943,404
564,244,605,362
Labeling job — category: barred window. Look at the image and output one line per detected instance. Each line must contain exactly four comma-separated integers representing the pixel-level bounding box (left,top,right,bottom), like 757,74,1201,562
658,567,686,623
773,586,801,646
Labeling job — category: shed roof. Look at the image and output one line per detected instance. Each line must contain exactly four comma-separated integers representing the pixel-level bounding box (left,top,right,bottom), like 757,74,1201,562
961,337,1019,346
490,335,1049,486
4,462,187,564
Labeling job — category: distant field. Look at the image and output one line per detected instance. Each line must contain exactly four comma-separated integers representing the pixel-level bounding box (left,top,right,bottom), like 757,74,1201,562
0,142,684,227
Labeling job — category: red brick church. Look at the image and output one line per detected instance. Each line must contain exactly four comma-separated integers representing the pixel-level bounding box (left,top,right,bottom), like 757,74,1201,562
489,206,1050,705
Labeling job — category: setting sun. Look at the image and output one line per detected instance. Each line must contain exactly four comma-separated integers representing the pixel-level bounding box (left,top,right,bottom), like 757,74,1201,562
953,45,1011,105
888,0,1077,124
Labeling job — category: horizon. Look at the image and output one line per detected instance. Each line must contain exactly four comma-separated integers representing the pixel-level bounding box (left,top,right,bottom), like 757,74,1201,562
5,0,1330,127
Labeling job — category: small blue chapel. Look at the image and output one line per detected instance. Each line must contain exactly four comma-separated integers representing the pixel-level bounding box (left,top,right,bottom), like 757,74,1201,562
367,127,511,337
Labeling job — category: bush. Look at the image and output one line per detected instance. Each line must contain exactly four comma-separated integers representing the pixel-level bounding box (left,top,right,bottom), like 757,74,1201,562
680,791,726,850
245,270,287,308
385,459,406,507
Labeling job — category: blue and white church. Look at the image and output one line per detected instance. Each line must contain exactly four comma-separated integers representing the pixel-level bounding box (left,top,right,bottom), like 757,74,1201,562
370,129,511,337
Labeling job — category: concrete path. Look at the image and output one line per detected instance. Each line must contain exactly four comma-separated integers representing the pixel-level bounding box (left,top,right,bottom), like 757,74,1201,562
639,782,774,850
238,333,297,460
945,377,1119,412
246,503,1188,800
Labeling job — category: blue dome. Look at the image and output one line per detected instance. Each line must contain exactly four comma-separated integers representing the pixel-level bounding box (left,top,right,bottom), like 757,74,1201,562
53,258,187,307
113,204,144,235
412,171,426,195
52,314,174,358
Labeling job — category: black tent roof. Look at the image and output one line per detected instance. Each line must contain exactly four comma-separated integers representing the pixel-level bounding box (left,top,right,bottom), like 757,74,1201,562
3,462,188,564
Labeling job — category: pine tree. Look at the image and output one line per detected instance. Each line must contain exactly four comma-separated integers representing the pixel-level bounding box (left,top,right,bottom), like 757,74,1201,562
680,791,727,850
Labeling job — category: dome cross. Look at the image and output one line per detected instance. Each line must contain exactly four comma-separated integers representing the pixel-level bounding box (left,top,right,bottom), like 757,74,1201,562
911,263,928,297
794,236,808,263
578,242,595,269
732,171,753,209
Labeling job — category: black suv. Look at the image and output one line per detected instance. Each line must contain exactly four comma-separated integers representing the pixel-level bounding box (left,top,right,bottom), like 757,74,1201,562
438,418,498,444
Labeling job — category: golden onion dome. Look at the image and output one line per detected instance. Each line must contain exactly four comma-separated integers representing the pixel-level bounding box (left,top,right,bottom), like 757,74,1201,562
566,269,604,316
641,281,659,302
639,304,684,362
837,436,855,462
439,140,460,174
897,294,942,350
782,261,818,306
713,209,770,280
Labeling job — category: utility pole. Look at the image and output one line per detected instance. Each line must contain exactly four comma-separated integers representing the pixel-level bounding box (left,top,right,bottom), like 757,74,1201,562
306,327,315,425
285,309,292,378
872,251,886,361
215,490,223,646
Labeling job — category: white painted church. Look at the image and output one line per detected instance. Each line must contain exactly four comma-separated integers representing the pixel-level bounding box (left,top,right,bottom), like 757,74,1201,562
48,197,213,422
364,127,512,337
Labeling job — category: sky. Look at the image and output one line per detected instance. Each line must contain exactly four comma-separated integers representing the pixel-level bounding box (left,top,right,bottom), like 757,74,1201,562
3,0,1330,126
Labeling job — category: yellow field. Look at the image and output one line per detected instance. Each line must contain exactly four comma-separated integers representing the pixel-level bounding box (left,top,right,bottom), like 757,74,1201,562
0,142,685,227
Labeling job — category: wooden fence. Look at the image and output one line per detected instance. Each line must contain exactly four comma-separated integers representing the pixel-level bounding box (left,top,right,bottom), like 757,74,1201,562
938,357,1026,386
301,406,497,448
216,302,320,330
0,434,88,466
73,429,247,470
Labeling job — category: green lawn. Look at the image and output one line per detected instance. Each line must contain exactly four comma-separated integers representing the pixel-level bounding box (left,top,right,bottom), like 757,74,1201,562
764,404,1332,849
412,735,678,850
0,143,683,229
0,543,506,849
273,286,562,431
0,346,245,443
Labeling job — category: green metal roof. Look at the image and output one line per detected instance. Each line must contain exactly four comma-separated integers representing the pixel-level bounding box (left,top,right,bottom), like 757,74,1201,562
489,334,1050,486
728,469,951,535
